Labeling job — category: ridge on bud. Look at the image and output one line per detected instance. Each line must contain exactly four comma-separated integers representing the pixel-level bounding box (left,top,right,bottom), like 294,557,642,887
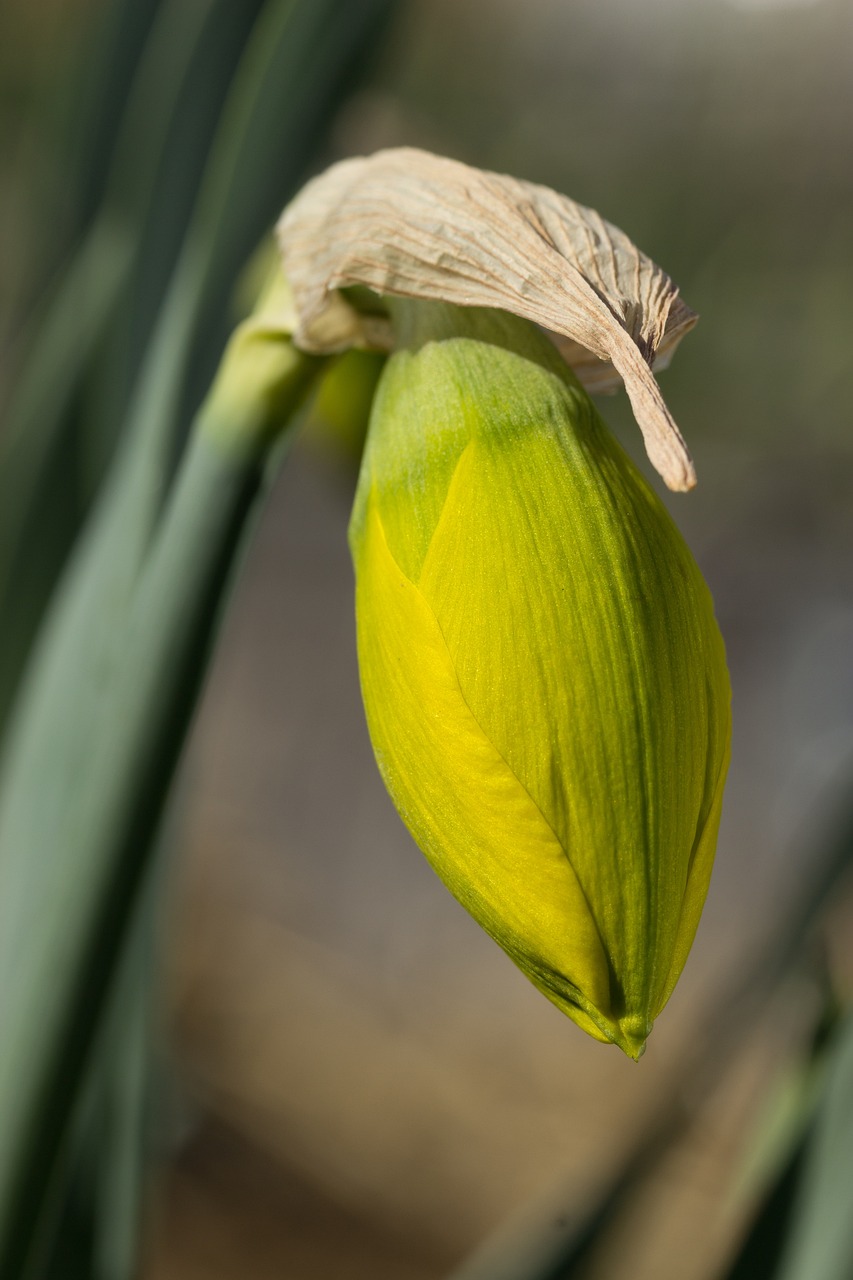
349,302,730,1058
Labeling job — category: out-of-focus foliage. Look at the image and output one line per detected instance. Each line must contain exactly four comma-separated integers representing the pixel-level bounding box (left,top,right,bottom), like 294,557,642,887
0,1,392,1277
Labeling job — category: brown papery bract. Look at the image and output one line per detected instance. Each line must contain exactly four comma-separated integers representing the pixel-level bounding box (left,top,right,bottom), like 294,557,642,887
276,147,698,491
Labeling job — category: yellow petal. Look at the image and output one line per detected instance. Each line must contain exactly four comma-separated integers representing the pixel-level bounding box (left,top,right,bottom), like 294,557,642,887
356,495,656,1054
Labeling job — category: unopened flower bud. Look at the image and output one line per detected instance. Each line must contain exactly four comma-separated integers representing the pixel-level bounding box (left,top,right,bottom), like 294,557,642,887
349,302,730,1058
276,147,731,1056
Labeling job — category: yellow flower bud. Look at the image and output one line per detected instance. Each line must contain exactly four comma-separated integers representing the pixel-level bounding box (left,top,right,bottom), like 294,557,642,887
349,303,730,1059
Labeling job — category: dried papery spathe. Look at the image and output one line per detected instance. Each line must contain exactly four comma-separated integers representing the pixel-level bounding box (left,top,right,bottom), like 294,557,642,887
277,147,698,491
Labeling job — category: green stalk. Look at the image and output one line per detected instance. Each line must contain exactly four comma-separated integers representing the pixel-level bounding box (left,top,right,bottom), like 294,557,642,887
17,851,164,1280
0,298,322,1275
0,2,394,1273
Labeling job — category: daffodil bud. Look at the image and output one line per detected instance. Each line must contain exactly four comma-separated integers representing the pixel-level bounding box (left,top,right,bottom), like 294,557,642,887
349,302,730,1059
276,147,731,1056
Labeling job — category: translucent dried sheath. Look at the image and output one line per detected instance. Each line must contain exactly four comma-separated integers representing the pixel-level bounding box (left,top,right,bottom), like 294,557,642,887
278,147,698,492
349,306,730,1058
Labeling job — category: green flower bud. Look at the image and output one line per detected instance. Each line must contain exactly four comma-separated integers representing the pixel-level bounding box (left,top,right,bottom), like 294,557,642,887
349,303,730,1059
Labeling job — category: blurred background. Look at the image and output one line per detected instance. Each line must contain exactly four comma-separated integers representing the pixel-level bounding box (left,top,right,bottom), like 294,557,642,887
1,0,853,1277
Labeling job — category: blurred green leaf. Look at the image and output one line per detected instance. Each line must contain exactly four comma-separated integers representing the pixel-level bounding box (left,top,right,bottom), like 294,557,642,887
0,334,320,1276
773,1006,853,1280
92,858,163,1280
173,0,397,424
0,222,132,733
89,0,268,442
15,856,162,1280
0,0,396,1271
721,1138,809,1280
0,0,395,743
718,986,839,1280
66,0,165,237
0,0,226,733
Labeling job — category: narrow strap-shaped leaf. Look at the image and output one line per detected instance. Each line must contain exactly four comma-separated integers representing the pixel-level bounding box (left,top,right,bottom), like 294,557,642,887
0,3,393,1272
93,853,164,1280
94,0,397,558
0,333,320,1275
0,223,132,732
721,1138,810,1280
175,0,397,424
774,1011,853,1280
14,851,164,1280
717,991,837,1280
0,0,222,733
91,0,268,439
0,0,395,739
65,0,166,235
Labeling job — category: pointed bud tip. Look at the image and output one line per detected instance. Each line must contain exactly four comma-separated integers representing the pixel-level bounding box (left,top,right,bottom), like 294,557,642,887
608,1015,652,1061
